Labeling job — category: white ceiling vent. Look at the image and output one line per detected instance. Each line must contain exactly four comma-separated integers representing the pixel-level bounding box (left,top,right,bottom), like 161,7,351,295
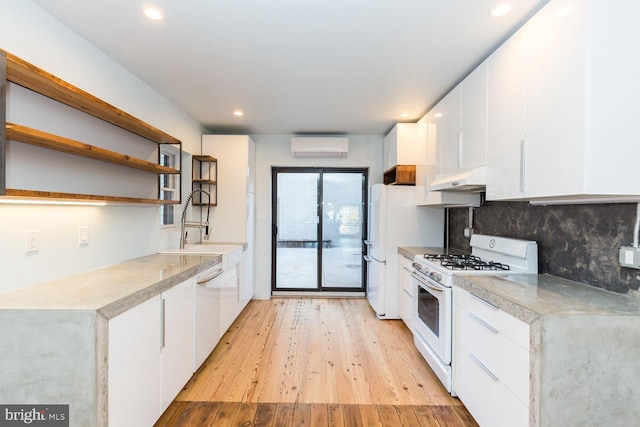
291,137,349,158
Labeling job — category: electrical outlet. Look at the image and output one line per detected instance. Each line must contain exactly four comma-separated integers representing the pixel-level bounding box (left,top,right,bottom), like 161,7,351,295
78,226,89,246
464,228,474,238
619,246,640,269
25,230,39,253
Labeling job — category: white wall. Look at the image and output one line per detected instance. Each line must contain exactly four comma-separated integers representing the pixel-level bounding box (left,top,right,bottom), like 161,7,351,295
0,1,204,292
252,134,384,299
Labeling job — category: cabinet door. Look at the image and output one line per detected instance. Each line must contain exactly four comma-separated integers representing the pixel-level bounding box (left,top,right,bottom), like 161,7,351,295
398,256,415,331
522,0,586,198
109,295,162,427
161,279,195,411
435,87,461,175
486,30,526,200
459,63,488,170
383,127,398,170
415,115,429,204
384,124,417,170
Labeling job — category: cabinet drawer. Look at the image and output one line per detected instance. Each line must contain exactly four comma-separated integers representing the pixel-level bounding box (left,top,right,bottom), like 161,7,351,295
454,339,529,427
455,287,529,350
455,303,529,404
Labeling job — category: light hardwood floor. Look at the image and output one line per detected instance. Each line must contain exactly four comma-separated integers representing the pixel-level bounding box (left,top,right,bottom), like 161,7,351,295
155,298,478,426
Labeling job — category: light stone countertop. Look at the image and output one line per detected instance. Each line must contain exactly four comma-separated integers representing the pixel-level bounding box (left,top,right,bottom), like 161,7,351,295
0,253,221,319
453,273,640,426
453,273,640,323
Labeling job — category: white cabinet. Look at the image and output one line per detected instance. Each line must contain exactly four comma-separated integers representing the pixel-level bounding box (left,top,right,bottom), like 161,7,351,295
202,135,255,309
383,123,417,171
486,28,527,200
459,63,488,171
432,88,460,176
431,63,487,178
415,112,482,207
398,255,415,332
453,287,529,427
487,0,640,202
108,295,162,427
161,278,195,411
109,279,195,425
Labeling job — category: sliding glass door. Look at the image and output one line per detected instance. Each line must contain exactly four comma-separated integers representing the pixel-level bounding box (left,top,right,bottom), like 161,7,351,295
271,167,367,292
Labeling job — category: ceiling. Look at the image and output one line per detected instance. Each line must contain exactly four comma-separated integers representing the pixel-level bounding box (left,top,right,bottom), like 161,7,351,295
31,0,548,136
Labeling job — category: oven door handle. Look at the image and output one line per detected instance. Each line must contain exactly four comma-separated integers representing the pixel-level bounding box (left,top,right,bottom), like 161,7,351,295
411,272,444,293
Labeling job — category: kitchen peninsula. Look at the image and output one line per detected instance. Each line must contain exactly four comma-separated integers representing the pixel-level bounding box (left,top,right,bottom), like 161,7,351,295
0,253,220,426
454,274,640,426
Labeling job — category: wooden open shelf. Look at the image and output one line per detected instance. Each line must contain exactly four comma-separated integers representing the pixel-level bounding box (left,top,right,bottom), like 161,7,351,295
3,50,180,145
4,189,180,205
0,49,183,204
6,123,180,174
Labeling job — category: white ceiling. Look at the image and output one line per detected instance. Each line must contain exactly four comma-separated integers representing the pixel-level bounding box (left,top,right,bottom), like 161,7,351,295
31,0,548,135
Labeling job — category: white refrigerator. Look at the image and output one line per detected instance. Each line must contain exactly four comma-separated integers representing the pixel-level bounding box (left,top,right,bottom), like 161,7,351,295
365,184,444,319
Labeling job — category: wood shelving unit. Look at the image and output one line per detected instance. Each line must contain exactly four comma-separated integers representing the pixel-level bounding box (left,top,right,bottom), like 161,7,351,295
0,49,182,204
192,155,217,206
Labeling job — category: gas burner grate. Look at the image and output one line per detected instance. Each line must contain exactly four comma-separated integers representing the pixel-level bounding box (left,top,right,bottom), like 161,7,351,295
423,253,511,271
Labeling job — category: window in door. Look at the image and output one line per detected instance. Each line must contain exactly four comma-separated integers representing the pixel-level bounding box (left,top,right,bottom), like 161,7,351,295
271,167,367,292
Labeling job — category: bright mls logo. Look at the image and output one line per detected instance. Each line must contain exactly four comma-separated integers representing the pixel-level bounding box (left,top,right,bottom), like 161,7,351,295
0,405,68,426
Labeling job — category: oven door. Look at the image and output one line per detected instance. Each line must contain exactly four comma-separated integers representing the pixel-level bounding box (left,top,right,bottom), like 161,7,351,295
412,271,452,365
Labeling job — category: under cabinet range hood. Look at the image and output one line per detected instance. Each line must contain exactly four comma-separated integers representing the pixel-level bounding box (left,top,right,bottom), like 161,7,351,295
428,165,487,192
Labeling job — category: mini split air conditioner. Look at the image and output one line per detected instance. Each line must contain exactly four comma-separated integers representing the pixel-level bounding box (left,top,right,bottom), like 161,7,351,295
291,137,349,158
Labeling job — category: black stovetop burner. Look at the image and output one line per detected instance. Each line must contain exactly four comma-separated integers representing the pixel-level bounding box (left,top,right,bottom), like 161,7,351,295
423,253,510,271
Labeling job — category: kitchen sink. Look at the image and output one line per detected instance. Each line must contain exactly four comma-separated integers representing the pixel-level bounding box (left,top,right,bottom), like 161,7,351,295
159,243,243,270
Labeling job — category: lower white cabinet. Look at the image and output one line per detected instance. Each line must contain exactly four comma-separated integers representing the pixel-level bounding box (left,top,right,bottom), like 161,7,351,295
109,278,195,426
398,255,415,332
161,279,195,411
108,295,162,427
453,287,530,427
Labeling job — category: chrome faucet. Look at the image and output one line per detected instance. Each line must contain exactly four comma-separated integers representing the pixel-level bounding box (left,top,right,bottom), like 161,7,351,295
180,189,211,249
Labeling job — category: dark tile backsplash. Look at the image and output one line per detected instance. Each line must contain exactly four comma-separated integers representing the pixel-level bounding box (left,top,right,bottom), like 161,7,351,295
448,201,640,296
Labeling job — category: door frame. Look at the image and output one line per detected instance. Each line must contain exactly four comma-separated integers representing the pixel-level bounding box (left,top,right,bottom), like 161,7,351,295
271,166,368,293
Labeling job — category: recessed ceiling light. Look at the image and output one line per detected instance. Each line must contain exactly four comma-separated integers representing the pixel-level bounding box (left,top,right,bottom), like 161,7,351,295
434,113,443,118
489,3,512,17
144,7,163,20
233,110,244,117
399,112,410,118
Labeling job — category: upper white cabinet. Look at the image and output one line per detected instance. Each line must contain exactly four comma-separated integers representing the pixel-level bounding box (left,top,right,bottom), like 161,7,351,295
486,28,527,200
415,112,481,207
431,88,460,176
486,0,640,201
459,64,488,171
383,123,417,171
430,63,488,177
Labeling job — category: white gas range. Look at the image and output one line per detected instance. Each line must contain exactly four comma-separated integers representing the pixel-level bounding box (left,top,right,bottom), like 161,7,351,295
410,234,538,395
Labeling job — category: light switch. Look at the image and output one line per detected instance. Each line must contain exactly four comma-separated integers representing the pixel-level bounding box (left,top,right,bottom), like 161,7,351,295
78,226,89,246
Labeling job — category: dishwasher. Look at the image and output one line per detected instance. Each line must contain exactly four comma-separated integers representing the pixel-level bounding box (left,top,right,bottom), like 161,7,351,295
193,262,238,371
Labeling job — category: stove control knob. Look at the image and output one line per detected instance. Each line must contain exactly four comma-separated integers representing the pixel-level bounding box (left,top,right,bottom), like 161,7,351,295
429,272,442,282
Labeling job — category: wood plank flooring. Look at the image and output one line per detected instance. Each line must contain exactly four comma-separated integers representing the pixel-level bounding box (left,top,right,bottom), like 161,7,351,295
155,298,478,426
